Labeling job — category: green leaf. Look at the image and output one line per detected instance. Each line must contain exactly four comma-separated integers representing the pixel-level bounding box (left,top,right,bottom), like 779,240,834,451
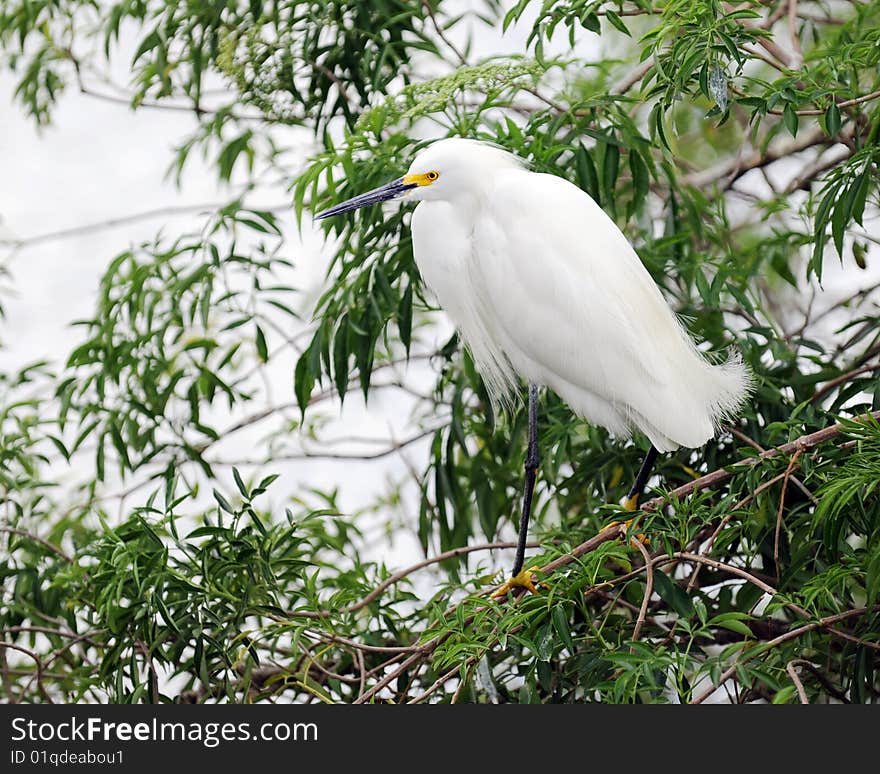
255,324,268,363
629,151,650,211
783,103,799,137
232,467,249,499
552,604,575,653
575,143,600,203
824,102,841,137
132,28,161,65
772,685,797,704
652,570,694,618
601,142,620,214
866,544,880,606
831,193,850,257
713,618,753,637
604,10,631,36
581,12,600,34
332,317,350,400
46,435,70,462
294,347,316,414
213,489,234,513
850,166,871,227
397,281,413,354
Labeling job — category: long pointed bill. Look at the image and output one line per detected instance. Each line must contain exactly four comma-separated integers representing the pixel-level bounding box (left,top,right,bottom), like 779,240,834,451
314,177,418,220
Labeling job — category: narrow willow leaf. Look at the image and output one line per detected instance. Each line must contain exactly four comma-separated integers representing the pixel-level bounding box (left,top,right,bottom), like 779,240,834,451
255,324,268,363
825,102,841,136
783,103,799,137
604,10,631,36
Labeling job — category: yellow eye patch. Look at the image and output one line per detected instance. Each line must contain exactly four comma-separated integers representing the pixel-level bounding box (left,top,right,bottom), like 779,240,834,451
403,170,440,186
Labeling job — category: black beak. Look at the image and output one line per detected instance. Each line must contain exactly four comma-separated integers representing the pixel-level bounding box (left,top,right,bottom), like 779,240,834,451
314,177,418,220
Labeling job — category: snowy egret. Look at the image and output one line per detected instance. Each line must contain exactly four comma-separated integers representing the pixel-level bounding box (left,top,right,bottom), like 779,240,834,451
316,138,752,595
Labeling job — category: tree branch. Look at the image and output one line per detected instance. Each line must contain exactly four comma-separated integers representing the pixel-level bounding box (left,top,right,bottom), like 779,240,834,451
421,0,466,65
287,540,539,620
810,363,880,405
212,426,437,466
640,410,880,511
690,606,875,704
611,59,654,96
682,125,829,189
773,450,801,582
0,527,72,563
786,660,809,704
631,538,653,644
0,202,287,250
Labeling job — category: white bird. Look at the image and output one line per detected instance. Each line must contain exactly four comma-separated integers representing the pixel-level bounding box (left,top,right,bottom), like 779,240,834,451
316,137,752,594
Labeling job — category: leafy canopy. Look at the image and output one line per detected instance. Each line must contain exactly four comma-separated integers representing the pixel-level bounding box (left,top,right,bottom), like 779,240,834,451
1,0,879,704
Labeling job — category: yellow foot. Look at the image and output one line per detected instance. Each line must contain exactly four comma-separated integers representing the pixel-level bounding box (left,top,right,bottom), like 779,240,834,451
680,463,700,480
621,494,640,512
491,565,541,599
600,518,650,546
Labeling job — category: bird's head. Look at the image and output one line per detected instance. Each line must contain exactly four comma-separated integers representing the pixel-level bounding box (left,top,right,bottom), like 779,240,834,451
314,138,523,220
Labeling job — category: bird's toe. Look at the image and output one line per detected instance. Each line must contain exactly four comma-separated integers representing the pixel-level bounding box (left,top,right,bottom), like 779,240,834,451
491,566,542,599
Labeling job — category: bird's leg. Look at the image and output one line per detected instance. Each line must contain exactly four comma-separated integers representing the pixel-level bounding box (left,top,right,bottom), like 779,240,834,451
622,444,659,512
492,384,541,598
602,444,660,544
514,383,540,574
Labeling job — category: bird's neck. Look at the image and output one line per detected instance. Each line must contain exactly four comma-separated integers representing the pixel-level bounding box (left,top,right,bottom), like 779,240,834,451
419,189,485,228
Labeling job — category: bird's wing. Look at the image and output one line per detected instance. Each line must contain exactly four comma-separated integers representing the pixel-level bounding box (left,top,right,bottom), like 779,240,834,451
471,169,718,448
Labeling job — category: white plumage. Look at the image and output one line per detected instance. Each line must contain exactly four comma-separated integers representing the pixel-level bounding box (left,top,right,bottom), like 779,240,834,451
405,138,751,453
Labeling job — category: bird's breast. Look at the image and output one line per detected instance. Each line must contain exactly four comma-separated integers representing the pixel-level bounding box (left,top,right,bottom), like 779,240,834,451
410,201,477,320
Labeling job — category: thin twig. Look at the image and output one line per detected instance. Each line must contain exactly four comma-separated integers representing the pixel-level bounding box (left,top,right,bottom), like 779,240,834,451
304,629,420,655
787,0,804,68
19,632,97,700
0,642,47,703
0,527,73,563
682,125,828,189
741,43,791,74
641,410,880,511
810,363,880,405
725,426,817,504
73,80,267,122
310,60,353,105
774,450,802,583
0,203,245,249
408,658,473,704
784,145,852,193
674,553,880,653
690,607,873,704
809,283,880,335
685,471,789,592
354,648,430,704
793,89,880,117
792,659,849,703
786,660,809,704
356,649,366,700
589,547,880,653
1,626,101,647
611,59,653,96
287,540,539,619
136,640,159,704
213,427,437,466
422,0,466,65
630,538,653,644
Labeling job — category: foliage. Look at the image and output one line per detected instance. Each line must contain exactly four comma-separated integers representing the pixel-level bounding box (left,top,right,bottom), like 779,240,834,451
1,0,879,704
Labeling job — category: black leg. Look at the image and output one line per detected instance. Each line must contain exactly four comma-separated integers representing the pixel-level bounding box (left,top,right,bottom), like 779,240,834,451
512,384,539,577
623,444,660,511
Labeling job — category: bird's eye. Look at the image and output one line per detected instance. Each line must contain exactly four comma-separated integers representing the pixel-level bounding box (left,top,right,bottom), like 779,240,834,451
426,171,439,181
